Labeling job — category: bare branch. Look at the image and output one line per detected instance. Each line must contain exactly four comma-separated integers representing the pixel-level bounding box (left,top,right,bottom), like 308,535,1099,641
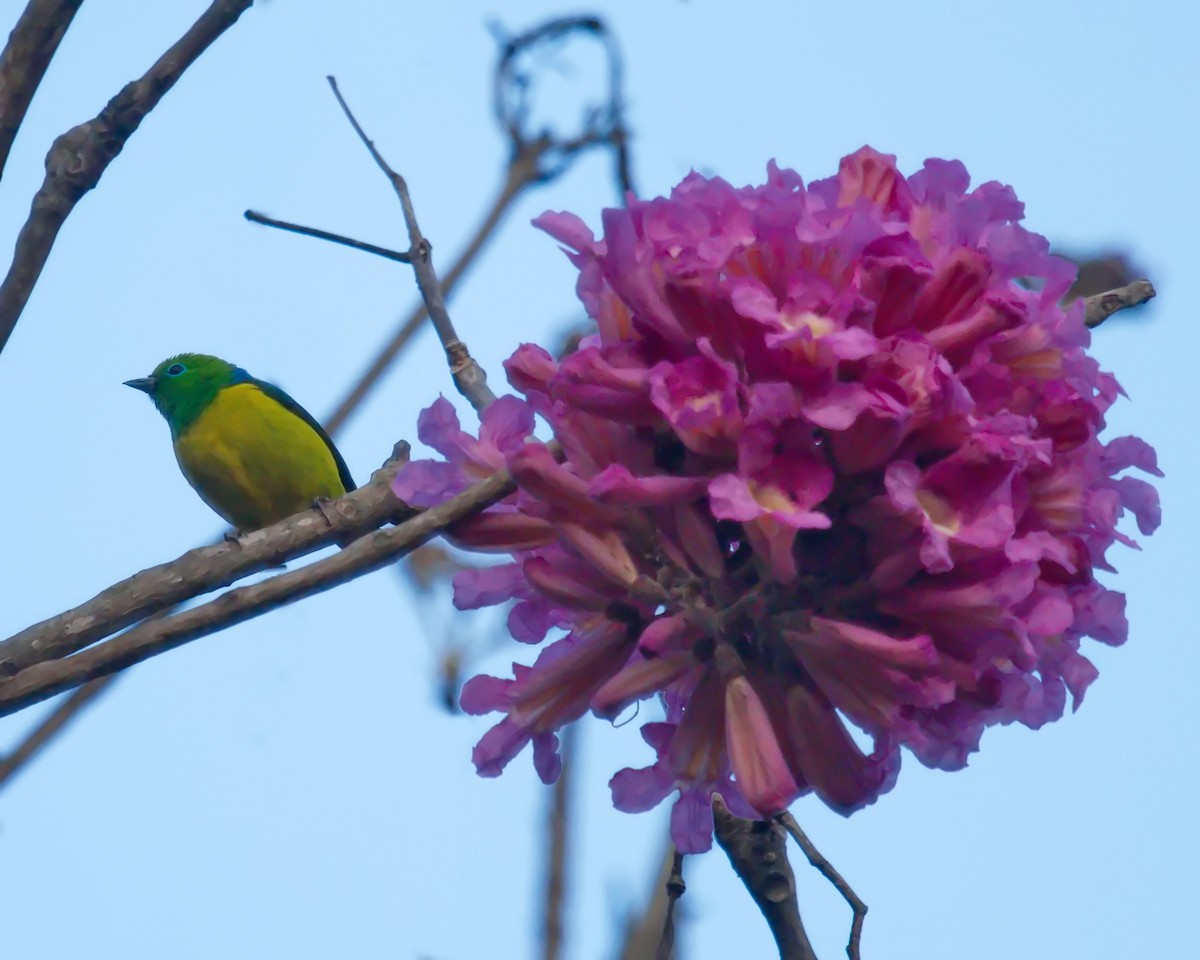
0,0,255,356
244,209,412,264
712,797,816,960
327,75,497,414
656,848,686,960
0,674,110,788
1083,279,1156,328
0,460,520,716
777,811,867,960
0,0,85,179
0,445,414,677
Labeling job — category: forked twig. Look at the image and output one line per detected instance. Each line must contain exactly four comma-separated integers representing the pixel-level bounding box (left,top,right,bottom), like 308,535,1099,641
777,811,867,960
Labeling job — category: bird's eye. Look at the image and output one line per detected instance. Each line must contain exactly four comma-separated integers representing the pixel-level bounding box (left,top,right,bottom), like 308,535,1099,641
165,363,186,377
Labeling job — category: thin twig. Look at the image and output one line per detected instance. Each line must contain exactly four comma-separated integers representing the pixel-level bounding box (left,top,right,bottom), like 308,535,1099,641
542,723,576,960
655,848,686,960
322,165,528,434
777,811,867,960
0,446,414,677
0,461,519,716
0,0,85,179
243,210,411,263
322,14,636,432
327,75,497,413
0,674,110,788
712,797,816,960
0,0,255,356
617,840,684,960
1083,279,1156,327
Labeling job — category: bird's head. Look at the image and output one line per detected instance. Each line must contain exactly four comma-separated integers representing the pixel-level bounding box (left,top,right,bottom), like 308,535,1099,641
125,353,239,438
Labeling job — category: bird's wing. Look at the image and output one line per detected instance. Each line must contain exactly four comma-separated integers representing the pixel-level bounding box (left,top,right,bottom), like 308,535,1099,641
231,368,357,492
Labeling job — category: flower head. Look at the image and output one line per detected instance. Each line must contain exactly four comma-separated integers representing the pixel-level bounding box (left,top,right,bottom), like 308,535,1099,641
396,147,1160,851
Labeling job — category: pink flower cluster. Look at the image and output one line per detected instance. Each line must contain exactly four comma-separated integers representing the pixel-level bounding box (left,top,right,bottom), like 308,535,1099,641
394,147,1160,852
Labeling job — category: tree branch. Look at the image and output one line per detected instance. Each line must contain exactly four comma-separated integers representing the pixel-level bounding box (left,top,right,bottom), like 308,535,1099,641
777,811,867,960
0,445,414,677
0,0,255,356
327,75,497,414
0,0,85,179
0,460,519,716
1083,279,1156,327
712,796,816,960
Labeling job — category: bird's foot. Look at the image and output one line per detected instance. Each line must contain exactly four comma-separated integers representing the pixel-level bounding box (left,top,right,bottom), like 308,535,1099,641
223,529,245,547
313,496,357,548
312,496,340,529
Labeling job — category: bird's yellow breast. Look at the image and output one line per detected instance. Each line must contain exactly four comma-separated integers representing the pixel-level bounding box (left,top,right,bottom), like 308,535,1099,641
173,383,347,531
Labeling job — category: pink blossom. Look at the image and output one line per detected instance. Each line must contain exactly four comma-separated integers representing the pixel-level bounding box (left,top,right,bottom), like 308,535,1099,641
396,147,1160,852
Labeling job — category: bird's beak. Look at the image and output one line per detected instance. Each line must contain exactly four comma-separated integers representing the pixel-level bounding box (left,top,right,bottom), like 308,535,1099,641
124,376,157,394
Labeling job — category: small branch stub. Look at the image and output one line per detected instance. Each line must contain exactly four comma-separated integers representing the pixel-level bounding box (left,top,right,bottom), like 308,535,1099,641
1083,279,1156,328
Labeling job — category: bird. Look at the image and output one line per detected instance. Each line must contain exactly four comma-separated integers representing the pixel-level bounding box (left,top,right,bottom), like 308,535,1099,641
125,353,356,533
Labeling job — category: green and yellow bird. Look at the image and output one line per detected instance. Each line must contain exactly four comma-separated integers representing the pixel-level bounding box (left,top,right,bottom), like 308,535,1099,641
125,353,355,532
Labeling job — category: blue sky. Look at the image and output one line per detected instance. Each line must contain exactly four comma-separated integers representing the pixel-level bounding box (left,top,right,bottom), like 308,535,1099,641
0,1,1195,958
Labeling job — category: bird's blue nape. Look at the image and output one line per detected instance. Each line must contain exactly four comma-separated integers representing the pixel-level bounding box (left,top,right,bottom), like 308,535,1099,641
229,366,253,385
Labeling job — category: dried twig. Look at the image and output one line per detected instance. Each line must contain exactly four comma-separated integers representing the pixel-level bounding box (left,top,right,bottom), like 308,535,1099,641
712,797,816,960
0,0,255,355
327,75,497,414
777,811,867,960
0,460,519,716
0,447,414,677
1083,279,1156,328
656,848,686,960
0,0,85,179
244,210,412,264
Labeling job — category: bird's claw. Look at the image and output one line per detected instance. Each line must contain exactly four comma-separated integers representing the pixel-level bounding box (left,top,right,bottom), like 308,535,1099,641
312,496,338,529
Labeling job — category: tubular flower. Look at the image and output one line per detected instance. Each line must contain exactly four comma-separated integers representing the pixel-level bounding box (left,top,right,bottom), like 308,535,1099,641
396,147,1160,852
